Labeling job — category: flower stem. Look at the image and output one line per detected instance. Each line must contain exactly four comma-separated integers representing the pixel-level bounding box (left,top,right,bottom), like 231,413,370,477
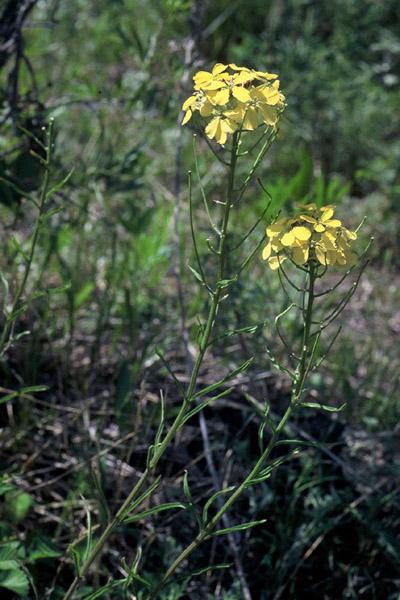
62,135,240,600
149,263,317,597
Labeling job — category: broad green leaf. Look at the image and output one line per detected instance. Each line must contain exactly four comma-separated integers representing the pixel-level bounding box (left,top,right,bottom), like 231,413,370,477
0,541,21,561
0,566,29,597
28,536,62,561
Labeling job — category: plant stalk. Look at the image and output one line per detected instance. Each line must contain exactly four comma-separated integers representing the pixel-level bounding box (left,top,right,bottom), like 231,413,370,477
62,134,240,600
149,262,317,597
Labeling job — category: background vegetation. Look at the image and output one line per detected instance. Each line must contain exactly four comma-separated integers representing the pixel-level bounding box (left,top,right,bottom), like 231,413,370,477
0,0,399,598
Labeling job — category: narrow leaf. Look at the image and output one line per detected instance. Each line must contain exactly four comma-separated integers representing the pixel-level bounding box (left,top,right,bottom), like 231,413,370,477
124,502,187,524
300,401,346,413
202,486,235,524
195,358,254,399
210,519,267,538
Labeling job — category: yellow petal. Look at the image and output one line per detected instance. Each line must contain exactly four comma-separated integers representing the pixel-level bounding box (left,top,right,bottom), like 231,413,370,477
201,80,225,90
300,214,317,224
243,108,259,131
315,246,328,265
292,226,311,241
314,223,325,232
281,231,295,246
321,208,334,222
212,63,227,76
181,110,192,125
343,228,357,240
220,118,236,134
325,219,341,227
213,88,230,105
193,71,211,84
205,117,219,140
266,223,284,238
232,86,251,102
199,101,213,117
233,71,254,85
321,231,337,248
182,95,196,110
260,104,278,126
268,255,286,271
262,242,272,260
292,245,309,265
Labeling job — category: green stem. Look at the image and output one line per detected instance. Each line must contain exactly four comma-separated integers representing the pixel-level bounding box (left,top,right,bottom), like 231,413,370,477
150,263,317,597
62,135,240,600
0,119,54,356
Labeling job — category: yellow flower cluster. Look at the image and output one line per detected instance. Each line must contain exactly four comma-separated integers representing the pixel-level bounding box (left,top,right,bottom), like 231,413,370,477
181,63,285,145
262,204,358,271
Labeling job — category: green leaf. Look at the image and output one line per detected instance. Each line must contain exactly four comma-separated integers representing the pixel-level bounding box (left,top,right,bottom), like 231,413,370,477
83,579,123,599
195,357,253,399
300,401,346,412
0,541,21,561
7,492,33,524
0,272,9,305
20,385,48,394
209,518,267,538
75,282,95,309
182,470,193,504
28,536,62,561
42,205,65,221
124,502,187,524
181,387,233,426
45,167,75,200
10,236,29,262
174,562,232,583
202,486,235,524
0,392,18,405
0,566,29,597
125,476,161,516
187,263,205,284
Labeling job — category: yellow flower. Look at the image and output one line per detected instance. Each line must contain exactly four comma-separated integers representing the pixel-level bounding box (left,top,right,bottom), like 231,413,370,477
193,63,228,90
181,63,286,145
262,205,358,271
181,91,213,125
205,113,238,145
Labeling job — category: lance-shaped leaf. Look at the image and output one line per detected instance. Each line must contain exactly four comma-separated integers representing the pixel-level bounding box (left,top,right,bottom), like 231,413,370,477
124,502,187,524
174,562,232,583
124,476,161,518
202,486,236,525
209,518,267,538
300,402,346,413
194,357,254,399
181,387,233,426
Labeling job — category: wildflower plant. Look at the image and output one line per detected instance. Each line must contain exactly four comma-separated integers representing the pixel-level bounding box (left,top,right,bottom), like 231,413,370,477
182,63,285,145
62,64,368,600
